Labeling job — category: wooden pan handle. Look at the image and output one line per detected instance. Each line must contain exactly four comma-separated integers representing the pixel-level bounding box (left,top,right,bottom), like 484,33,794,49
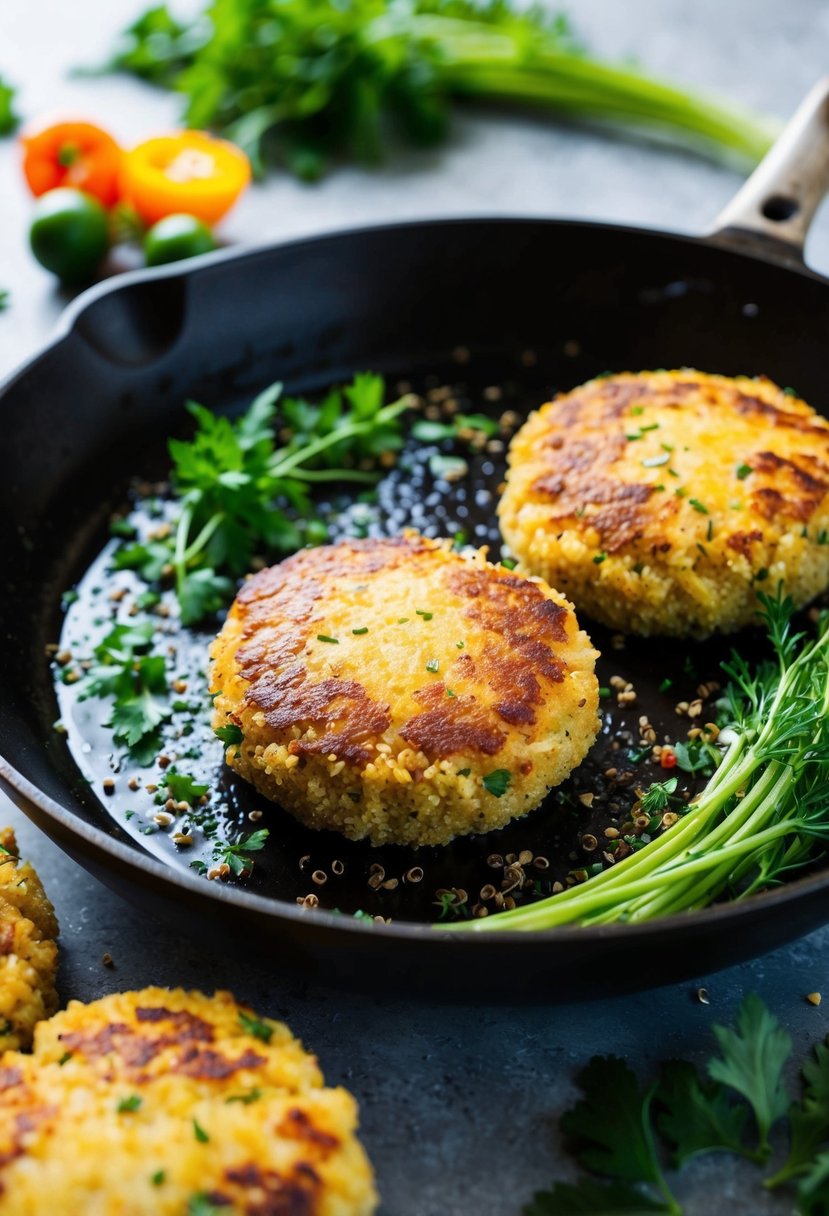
707,77,829,270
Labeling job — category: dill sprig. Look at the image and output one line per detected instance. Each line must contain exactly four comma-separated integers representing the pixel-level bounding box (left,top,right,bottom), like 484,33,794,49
457,590,829,932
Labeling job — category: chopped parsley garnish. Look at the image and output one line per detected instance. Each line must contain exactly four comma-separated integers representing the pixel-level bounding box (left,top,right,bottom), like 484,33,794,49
659,677,673,693
58,1051,72,1066
598,686,610,699
707,519,714,541
482,769,511,798
446,687,456,697
151,1170,166,1186
187,1197,223,1216
688,498,709,513
239,1010,274,1043
159,769,208,804
214,722,243,746
500,556,518,570
352,626,369,635
398,617,410,624
593,553,607,565
416,609,433,620
736,462,752,479
316,634,339,644
192,1118,209,1143
755,567,769,582
117,1094,142,1113
226,1088,263,1105
426,658,439,673
213,829,269,876
457,767,471,777
456,640,465,649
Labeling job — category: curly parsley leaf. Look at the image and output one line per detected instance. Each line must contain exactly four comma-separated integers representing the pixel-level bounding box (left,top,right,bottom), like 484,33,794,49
707,993,791,1159
656,1060,750,1167
561,1057,668,1192
112,539,173,582
768,1040,829,1187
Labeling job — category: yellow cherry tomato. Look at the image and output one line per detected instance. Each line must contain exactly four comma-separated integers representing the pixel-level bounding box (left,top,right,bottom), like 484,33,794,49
119,132,251,227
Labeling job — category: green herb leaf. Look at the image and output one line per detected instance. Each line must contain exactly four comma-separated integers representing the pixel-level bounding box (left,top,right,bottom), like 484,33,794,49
656,1060,749,1166
165,373,410,623
561,1057,668,1189
238,1010,274,1043
482,770,511,798
797,1153,829,1216
226,1087,263,1105
187,1196,224,1216
117,1094,142,1113
768,1040,829,1187
524,1178,672,1214
160,769,209,804
192,1118,209,1143
0,75,18,135
151,1170,166,1186
707,993,791,1158
638,778,678,816
213,829,270,876
105,0,775,185
214,723,243,746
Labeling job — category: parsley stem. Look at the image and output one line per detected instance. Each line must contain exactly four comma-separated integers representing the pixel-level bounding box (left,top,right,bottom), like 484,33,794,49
283,467,381,484
267,398,410,479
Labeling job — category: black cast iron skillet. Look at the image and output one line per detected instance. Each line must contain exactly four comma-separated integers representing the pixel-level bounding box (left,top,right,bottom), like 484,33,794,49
3,82,829,1002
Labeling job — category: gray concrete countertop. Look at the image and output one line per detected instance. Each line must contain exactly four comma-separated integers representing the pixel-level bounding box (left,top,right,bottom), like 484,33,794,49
1,2,829,1213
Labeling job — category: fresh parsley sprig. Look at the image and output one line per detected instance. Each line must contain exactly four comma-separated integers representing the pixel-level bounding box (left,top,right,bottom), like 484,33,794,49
79,621,171,764
113,373,411,626
106,0,777,180
525,995,829,1216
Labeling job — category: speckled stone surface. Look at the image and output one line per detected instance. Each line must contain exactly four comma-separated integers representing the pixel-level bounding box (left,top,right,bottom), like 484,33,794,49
1,2,829,1212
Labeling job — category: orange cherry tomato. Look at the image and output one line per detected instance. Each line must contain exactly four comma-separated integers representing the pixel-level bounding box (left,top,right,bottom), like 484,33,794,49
119,132,251,227
21,120,123,207
660,748,678,769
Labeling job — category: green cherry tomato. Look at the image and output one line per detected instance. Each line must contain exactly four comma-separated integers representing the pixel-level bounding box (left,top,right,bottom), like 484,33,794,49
29,188,110,283
143,214,216,267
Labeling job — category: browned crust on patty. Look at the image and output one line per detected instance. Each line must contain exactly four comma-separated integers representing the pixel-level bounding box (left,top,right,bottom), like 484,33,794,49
225,535,583,765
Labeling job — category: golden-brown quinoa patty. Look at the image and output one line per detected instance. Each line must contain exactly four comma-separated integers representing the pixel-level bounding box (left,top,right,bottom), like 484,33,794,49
0,987,376,1215
210,533,599,846
0,828,58,1053
498,370,829,636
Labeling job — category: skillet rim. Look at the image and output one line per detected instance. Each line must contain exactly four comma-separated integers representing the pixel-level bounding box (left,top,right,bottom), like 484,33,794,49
4,212,829,951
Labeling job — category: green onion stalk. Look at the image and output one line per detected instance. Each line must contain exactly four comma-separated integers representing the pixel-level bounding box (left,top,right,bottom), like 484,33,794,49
453,594,829,932
399,13,778,165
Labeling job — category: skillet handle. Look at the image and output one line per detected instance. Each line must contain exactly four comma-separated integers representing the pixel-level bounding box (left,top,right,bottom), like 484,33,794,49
706,77,829,269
